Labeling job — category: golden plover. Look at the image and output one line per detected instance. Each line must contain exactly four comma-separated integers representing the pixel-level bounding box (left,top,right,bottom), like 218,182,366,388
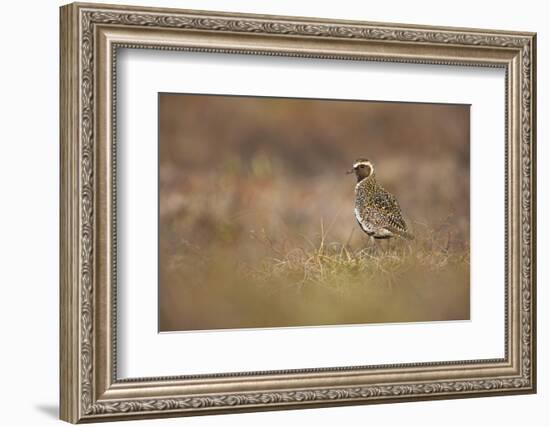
348,158,413,240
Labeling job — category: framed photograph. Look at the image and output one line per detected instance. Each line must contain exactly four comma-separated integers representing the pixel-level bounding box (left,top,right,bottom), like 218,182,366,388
60,2,537,423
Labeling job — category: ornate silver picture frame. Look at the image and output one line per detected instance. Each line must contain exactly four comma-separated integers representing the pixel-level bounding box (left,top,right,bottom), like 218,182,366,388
60,2,536,423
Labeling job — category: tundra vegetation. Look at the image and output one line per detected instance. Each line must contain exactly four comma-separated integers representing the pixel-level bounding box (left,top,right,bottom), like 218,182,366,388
158,94,470,331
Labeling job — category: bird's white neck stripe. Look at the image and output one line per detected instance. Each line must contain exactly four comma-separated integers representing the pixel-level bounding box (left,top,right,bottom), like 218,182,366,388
353,161,372,169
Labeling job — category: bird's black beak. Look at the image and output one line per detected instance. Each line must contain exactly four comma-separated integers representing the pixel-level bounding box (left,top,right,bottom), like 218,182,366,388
346,168,354,175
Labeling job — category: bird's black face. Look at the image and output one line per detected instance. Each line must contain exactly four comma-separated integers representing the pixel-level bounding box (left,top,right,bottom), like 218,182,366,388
347,160,374,182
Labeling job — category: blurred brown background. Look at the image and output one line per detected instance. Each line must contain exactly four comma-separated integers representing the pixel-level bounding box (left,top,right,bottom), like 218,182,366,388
159,93,470,331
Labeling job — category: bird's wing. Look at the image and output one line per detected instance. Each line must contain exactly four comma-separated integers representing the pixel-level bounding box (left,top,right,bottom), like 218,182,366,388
372,189,408,232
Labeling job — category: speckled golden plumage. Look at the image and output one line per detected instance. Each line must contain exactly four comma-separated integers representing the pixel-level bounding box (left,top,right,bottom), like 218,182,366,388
349,159,413,240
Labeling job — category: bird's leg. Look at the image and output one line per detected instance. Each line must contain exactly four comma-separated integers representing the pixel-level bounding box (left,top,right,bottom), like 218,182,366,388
379,238,386,255
369,235,376,255
361,236,373,257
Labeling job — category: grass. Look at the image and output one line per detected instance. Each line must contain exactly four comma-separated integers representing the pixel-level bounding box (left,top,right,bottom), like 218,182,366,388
249,220,466,287
159,219,470,331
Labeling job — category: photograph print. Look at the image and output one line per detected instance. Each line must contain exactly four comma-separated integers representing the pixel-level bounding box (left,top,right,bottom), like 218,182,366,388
158,93,470,332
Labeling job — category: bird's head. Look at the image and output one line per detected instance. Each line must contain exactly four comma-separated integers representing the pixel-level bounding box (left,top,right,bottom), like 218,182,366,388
347,158,374,182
